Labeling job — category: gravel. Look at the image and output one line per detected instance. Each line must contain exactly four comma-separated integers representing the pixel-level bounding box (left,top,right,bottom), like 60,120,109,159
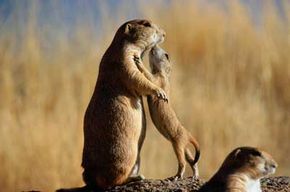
56,176,290,192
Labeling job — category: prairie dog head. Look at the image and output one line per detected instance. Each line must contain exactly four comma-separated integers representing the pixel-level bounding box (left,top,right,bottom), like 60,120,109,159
220,146,277,180
116,19,165,50
149,45,171,74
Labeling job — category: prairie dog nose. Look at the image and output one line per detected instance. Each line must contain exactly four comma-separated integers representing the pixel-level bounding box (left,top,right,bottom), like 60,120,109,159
150,45,160,56
161,29,166,37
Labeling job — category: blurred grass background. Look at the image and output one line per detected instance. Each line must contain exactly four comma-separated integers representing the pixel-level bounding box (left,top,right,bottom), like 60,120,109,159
0,0,289,191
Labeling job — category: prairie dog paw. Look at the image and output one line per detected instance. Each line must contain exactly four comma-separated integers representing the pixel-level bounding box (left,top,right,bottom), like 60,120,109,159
155,88,168,102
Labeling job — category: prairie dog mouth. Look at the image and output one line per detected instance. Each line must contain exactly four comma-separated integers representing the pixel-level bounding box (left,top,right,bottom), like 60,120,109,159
150,32,165,47
150,46,157,55
265,164,277,175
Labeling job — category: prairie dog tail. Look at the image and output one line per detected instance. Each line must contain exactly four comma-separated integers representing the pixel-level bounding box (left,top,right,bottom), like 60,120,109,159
95,172,130,189
83,167,131,189
186,135,200,166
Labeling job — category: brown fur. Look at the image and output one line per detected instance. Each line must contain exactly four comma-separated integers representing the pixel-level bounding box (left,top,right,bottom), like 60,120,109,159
82,19,168,189
134,46,200,179
199,146,277,192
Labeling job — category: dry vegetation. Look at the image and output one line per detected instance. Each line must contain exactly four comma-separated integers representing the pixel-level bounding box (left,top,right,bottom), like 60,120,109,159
0,1,289,191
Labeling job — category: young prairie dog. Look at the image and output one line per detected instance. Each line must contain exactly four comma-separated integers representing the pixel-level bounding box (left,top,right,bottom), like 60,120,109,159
134,46,200,179
199,146,277,192
82,20,168,189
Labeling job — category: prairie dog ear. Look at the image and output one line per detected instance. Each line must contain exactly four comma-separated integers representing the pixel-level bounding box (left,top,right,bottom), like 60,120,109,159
125,23,133,34
234,149,241,159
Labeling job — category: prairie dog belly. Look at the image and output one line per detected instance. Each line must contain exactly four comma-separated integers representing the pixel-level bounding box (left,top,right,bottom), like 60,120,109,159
147,95,172,140
245,177,262,192
84,95,142,168
111,95,143,154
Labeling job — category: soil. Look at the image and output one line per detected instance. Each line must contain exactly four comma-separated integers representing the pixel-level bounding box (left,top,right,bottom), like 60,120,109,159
55,176,290,192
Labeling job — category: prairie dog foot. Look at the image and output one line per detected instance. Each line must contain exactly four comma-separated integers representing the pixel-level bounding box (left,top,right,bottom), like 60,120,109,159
166,175,183,182
192,164,199,178
126,174,145,184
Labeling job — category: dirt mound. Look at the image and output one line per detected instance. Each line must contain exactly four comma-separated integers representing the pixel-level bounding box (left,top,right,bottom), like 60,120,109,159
56,176,290,192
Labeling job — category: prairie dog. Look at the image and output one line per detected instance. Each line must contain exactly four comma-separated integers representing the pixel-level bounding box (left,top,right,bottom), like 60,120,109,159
134,46,200,179
82,20,168,189
199,146,277,192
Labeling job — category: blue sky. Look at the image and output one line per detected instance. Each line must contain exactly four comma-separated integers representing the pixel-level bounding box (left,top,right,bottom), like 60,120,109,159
0,0,287,48
0,0,286,27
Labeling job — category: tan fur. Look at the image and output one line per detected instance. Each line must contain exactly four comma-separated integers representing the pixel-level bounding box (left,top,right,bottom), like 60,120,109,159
134,46,200,179
199,146,278,192
82,19,168,189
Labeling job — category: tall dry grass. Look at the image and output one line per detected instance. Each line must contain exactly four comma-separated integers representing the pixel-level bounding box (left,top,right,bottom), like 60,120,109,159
0,1,289,191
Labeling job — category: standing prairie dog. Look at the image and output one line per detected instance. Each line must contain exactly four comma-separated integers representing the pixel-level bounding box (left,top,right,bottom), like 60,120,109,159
82,20,168,189
199,146,278,192
134,46,200,179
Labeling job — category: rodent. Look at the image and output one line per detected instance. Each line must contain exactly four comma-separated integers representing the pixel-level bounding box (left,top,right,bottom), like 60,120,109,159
199,146,277,192
82,19,167,189
134,45,200,180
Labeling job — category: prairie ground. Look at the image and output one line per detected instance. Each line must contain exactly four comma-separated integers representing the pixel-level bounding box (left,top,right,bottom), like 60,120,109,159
0,1,289,191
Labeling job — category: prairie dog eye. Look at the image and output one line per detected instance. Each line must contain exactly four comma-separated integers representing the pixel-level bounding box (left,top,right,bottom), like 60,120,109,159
143,22,151,27
164,53,170,61
144,23,151,27
138,20,151,27
251,150,262,157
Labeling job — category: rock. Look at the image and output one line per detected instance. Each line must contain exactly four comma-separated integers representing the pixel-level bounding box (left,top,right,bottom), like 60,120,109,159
106,177,203,192
56,176,290,192
261,176,290,192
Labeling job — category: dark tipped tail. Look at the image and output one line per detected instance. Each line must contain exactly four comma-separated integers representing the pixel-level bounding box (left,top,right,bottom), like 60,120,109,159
186,136,200,166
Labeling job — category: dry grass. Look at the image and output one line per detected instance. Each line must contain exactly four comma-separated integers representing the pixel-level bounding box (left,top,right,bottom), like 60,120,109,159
0,1,289,191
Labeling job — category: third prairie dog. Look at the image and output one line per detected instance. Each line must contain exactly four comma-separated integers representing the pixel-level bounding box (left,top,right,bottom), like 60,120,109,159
199,146,278,192
134,46,200,179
